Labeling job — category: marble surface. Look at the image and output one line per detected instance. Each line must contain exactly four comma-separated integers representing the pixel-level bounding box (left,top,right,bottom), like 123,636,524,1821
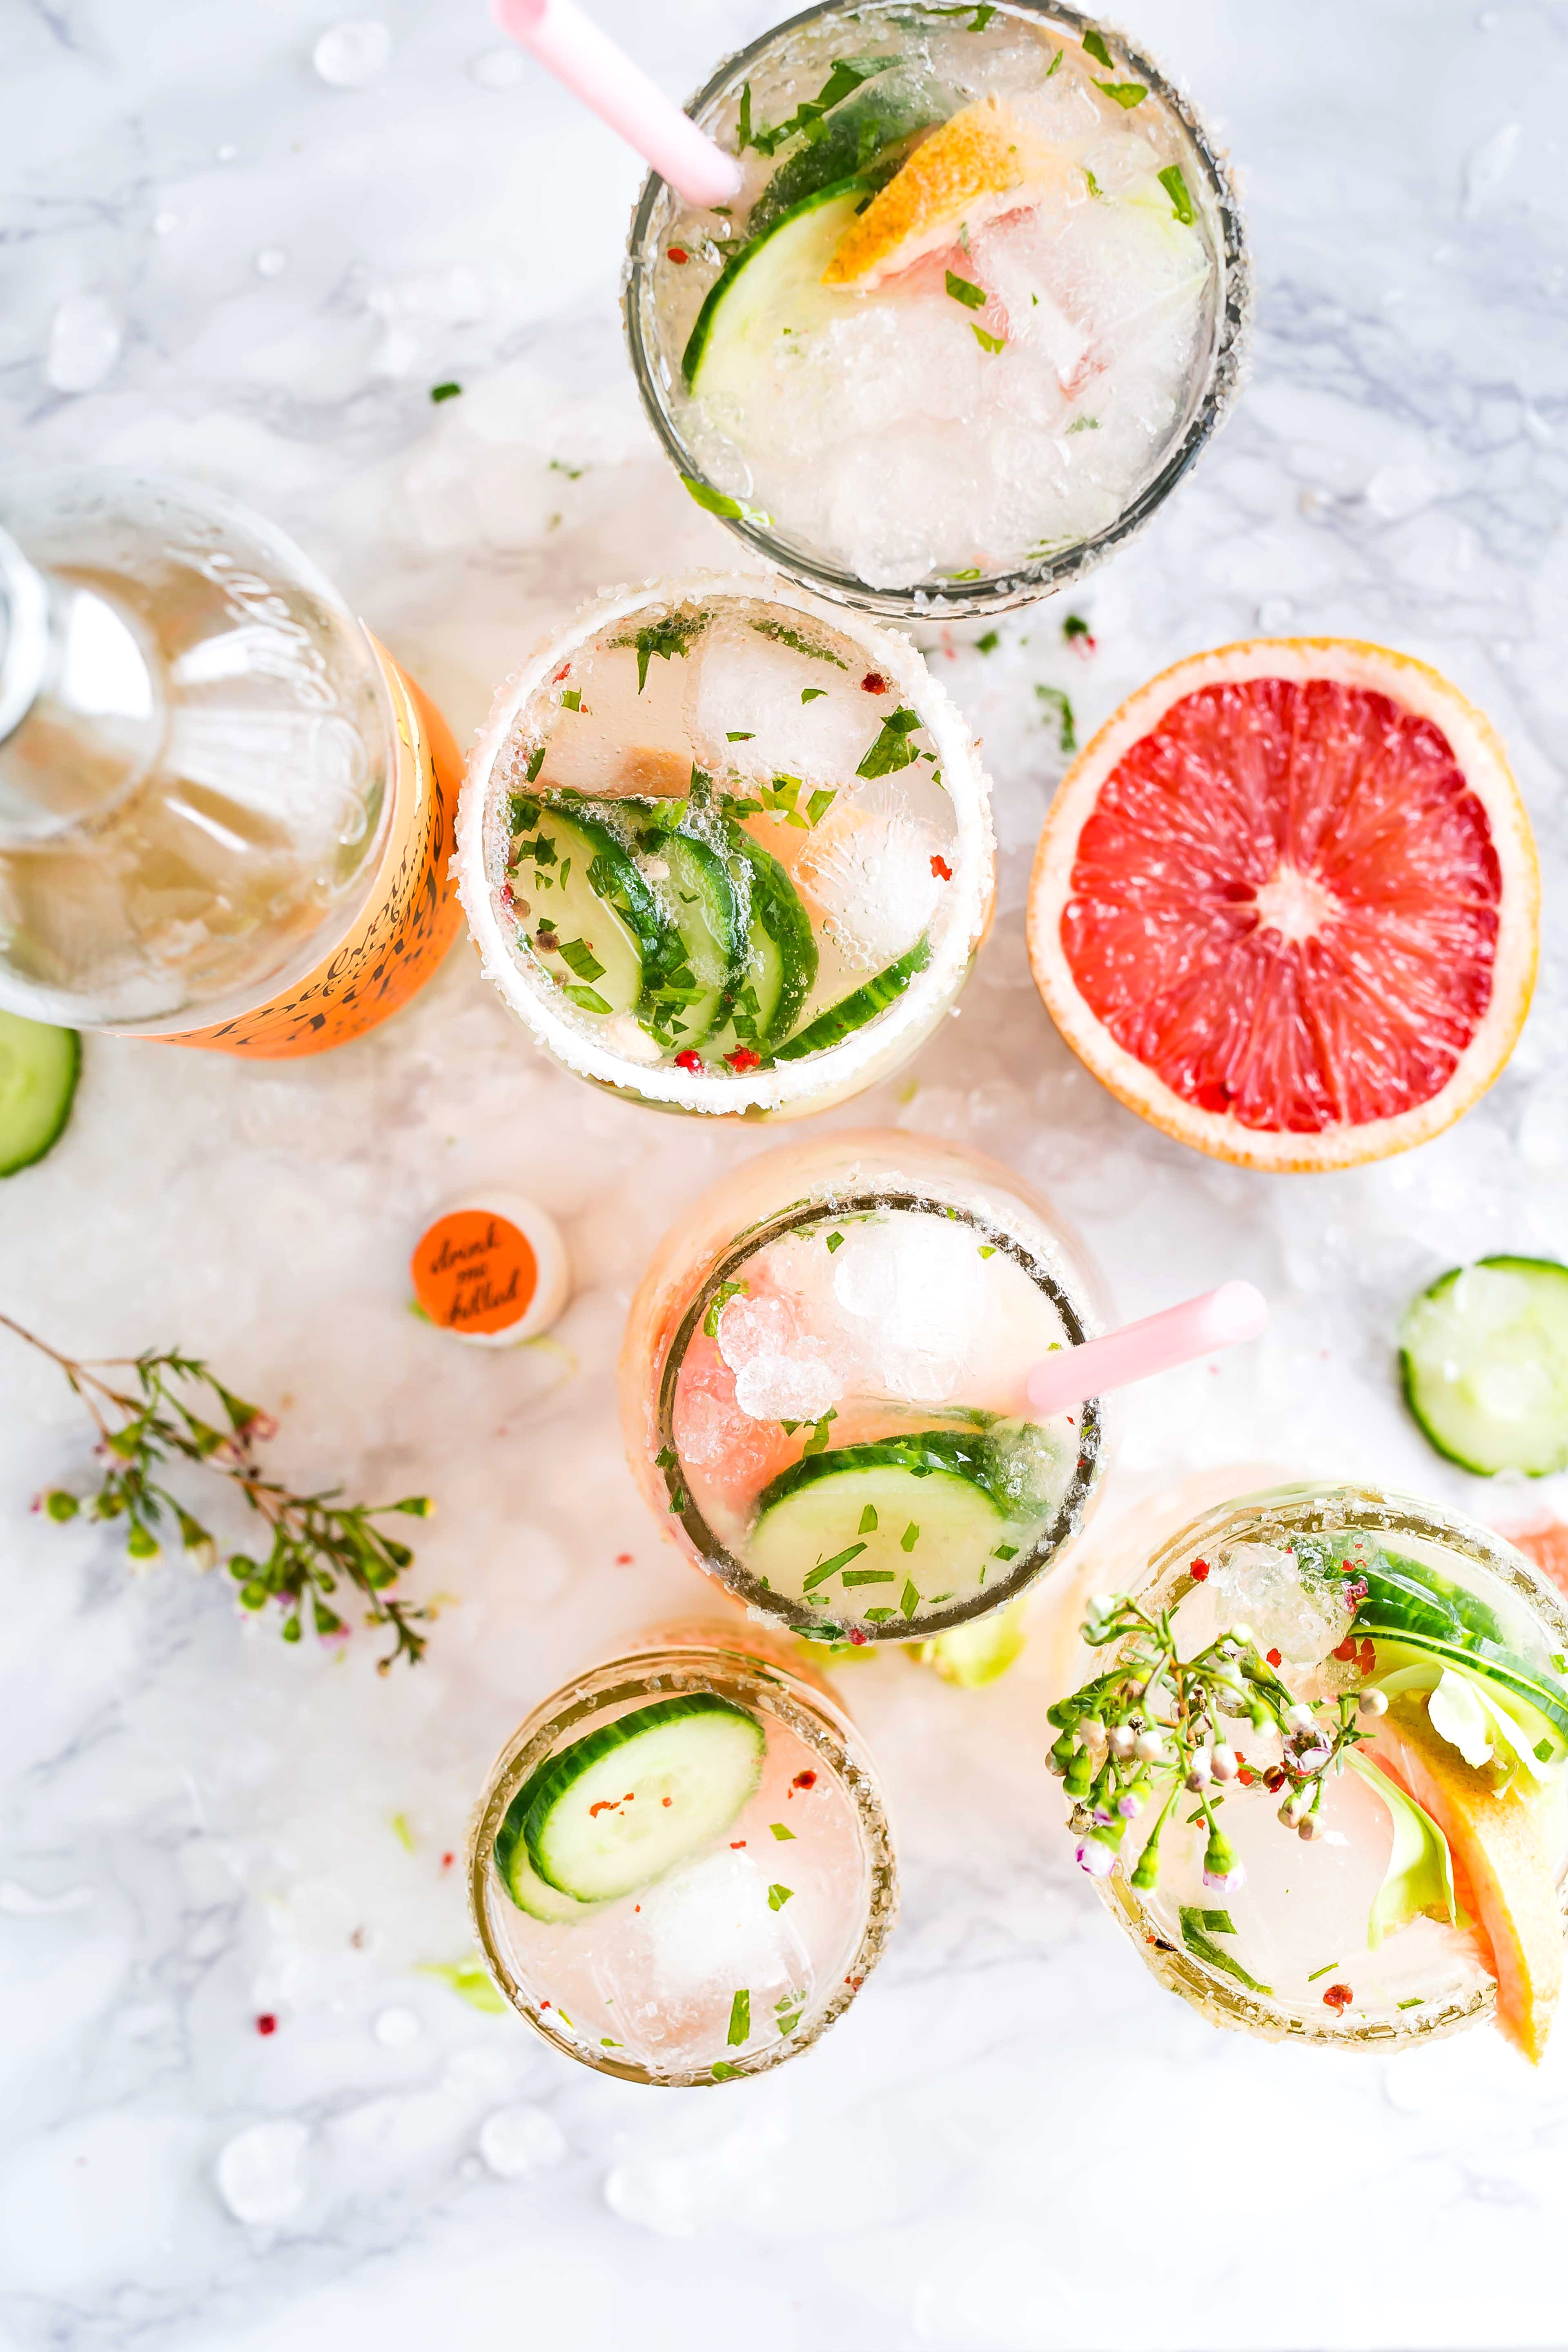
4,1,1568,2346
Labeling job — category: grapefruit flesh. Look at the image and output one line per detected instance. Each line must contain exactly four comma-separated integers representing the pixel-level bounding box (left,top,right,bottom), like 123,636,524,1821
1028,641,1538,1171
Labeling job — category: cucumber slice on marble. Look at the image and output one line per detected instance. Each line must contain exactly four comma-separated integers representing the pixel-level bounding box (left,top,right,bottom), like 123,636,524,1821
752,1432,1010,1609
1399,1256,1568,1476
0,1012,79,1176
772,935,931,1063
748,75,947,239
511,1694,765,1902
684,178,871,396
710,824,817,1057
508,798,672,1019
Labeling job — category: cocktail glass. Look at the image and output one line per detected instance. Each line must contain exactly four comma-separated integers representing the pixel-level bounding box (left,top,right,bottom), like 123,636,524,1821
624,2,1250,616
1076,1480,1568,2049
620,1128,1113,1647
469,1621,897,2084
457,571,993,1117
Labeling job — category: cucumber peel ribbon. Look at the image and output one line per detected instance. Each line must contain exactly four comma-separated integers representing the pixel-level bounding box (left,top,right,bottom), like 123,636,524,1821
1344,1750,1468,1949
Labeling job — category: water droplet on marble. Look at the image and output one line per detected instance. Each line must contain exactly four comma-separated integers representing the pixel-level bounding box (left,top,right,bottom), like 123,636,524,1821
254,248,288,280
314,18,392,87
373,2005,421,2047
215,2119,311,2224
478,2103,567,2178
216,142,238,162
45,296,121,394
469,45,526,88
1257,596,1293,632
151,210,179,236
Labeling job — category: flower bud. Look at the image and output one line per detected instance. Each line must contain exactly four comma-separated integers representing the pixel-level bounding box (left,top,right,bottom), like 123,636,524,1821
1075,1822,1123,1878
1108,1724,1137,1760
1285,1702,1317,1734
1134,1729,1167,1764
1079,1717,1109,1751
1298,1812,1325,1842
1229,1623,1254,1647
1278,1790,1309,1828
1357,1688,1388,1718
1048,1734,1076,1777
1185,1758,1211,1793
1064,1745,1095,1799
1209,1744,1241,1782
1202,1832,1245,1893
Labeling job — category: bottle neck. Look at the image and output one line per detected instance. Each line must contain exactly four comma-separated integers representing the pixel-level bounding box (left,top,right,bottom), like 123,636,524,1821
0,526,165,844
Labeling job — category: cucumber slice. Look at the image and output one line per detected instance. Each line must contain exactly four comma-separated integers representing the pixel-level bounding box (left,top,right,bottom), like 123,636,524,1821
641,829,746,1051
515,1694,765,1902
0,1013,79,1176
710,824,817,1056
748,76,946,239
772,935,931,1062
1399,1257,1568,1476
493,1813,603,1923
508,797,673,1019
684,178,871,396
752,1432,1010,1608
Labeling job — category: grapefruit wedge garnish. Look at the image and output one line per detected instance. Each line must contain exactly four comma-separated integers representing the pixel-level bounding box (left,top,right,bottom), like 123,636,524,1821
1370,1694,1562,2064
822,95,1060,289
1027,640,1539,1171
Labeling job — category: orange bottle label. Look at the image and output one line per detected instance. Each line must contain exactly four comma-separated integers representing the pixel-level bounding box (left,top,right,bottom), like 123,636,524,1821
158,640,465,1058
412,1211,538,1336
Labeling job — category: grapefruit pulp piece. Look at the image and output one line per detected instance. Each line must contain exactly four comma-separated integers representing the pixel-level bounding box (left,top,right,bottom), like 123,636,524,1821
1027,640,1538,1171
822,95,1061,289
1370,1693,1562,2064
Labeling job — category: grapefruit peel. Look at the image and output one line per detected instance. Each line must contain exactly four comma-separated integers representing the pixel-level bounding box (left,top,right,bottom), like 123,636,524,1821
822,95,1060,288
1027,639,1539,1172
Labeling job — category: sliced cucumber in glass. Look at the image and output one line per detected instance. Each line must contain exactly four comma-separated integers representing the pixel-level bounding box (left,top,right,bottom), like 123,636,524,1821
0,1012,80,1176
1400,1256,1568,1476
500,1694,766,1903
641,828,747,1051
709,824,817,1058
748,74,946,240
772,935,931,1063
509,799,672,1018
684,178,872,397
493,1821,603,1923
752,1432,1011,1609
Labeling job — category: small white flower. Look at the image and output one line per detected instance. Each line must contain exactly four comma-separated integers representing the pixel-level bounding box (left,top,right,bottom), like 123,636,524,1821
1107,1724,1137,1759
1357,1688,1389,1718
1075,1837,1117,1879
1285,1702,1317,1734
1202,1862,1247,1893
1134,1730,1167,1764
1209,1744,1240,1781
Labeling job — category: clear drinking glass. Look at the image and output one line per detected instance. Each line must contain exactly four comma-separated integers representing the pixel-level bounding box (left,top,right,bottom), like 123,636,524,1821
469,1622,898,2085
458,571,993,1117
620,1128,1113,1647
1085,1480,1568,2050
624,2,1250,617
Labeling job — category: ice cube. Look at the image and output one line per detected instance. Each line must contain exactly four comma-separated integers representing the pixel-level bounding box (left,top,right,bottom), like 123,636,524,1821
477,2103,567,2179
686,612,880,786
595,1849,810,2031
530,628,699,803
45,296,120,394
733,1352,842,1425
796,778,941,972
1211,1541,1347,1666
215,2119,311,2225
831,1213,986,1402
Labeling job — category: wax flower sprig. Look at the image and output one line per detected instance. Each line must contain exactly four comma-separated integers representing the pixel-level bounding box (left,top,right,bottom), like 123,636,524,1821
1047,1586,1387,1890
7,1314,433,1673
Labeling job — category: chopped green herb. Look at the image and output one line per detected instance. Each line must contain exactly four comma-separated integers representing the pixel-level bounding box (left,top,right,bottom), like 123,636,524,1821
801,686,827,703
1067,415,1100,434
802,1540,868,1591
858,706,922,778
430,381,462,403
414,1958,506,2013
945,268,987,311
1179,1908,1272,1995
563,984,612,1016
726,729,755,742
600,2037,621,2047
1082,28,1114,67
655,1447,677,1471
900,1523,920,1553
748,618,846,667
825,1231,844,1252
710,2060,740,2080
949,567,982,582
1306,1961,1341,1983
549,458,586,479
1045,45,1062,76
389,1811,415,1853
1094,79,1147,108
1398,1998,1425,2010
976,630,1000,654
929,1,996,23
802,1409,839,1457
1082,166,1105,200
993,1543,1018,1562
1158,163,1195,226
612,611,705,695
555,937,606,985
971,324,1006,355
842,1568,896,1586
703,1278,749,1340
1191,1908,1237,1936
559,688,581,712
805,787,837,825
767,1883,794,1911
900,1578,920,1620
1037,682,1076,753
1063,613,1092,640
727,1989,750,2046
682,474,774,529
859,1505,879,1535
769,1821,795,1841
525,744,546,784
978,1244,996,1258
863,1606,895,1621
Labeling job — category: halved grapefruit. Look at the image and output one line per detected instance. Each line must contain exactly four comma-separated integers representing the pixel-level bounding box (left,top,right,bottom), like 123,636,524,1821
1026,640,1538,1172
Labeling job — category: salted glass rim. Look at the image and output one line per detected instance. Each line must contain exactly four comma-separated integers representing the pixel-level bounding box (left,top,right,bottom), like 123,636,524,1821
1092,1479,1568,2051
468,1639,898,2085
622,0,1253,620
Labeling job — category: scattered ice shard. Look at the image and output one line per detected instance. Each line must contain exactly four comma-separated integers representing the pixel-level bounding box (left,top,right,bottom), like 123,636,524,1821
215,2118,311,2225
45,297,121,394
478,2103,568,2178
313,18,392,86
797,777,940,971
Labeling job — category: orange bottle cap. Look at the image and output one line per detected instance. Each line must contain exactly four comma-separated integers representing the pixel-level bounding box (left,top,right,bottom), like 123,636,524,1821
410,1192,569,1346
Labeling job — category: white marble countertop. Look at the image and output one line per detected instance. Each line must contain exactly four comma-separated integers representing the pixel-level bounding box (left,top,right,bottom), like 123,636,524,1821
4,1,1568,2346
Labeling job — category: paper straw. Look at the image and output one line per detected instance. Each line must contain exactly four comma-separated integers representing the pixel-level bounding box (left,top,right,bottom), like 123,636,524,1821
491,0,744,207
1025,1281,1268,1418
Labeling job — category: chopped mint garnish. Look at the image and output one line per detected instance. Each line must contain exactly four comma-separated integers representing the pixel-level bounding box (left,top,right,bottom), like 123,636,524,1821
563,984,612,1016
858,706,921,778
976,630,999,654
390,1811,414,1852
1158,164,1196,226
1037,683,1076,753
682,474,774,529
841,1567,895,1585
710,2059,740,2080
746,54,895,156
978,1244,996,1258
900,1523,920,1553
430,381,461,403
1398,1998,1425,2010
1192,1908,1236,1935
929,2,996,23
767,1883,794,1910
825,1231,844,1252
993,1542,1018,1561
802,1408,838,1457
1045,45,1062,76
727,1989,750,2046
949,567,982,582
612,610,705,694
559,688,581,712
1067,416,1100,433
805,786,836,825
1094,79,1147,108
1179,1908,1271,1995
971,324,1006,355
769,1821,795,1841
1063,613,1092,639
749,617,847,667
859,1505,879,1535
900,1579,920,1620
555,937,605,985
726,729,755,741
945,269,987,311
735,82,754,151
803,1540,867,1591
549,457,586,479
801,686,827,703
1082,167,1106,200
1082,28,1115,67
525,744,546,784
1305,1960,1341,1982
703,1278,749,1340
655,1447,676,1470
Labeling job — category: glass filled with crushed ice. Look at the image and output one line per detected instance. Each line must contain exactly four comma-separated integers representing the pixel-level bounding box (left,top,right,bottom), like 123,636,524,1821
625,3,1249,613
458,573,993,1114
621,1130,1112,1647
470,1622,897,2085
1065,1481,1568,2056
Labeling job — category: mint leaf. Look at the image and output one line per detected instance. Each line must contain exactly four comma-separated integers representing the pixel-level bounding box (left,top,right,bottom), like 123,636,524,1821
613,610,705,694
900,1578,920,1619
803,1540,867,1590
1063,613,1092,640
900,1523,920,1552
767,1883,794,1911
1178,1908,1271,1995
945,269,987,310
703,1278,749,1340
1082,28,1114,67
1094,79,1146,108
563,984,612,1014
555,937,605,984
857,706,921,778
727,1988,750,2046
710,2059,740,2080
559,689,581,712
976,630,999,653
682,474,774,529
769,1821,795,1841
1158,164,1196,226
430,381,461,403
858,1505,879,1535
1037,683,1076,753
748,617,847,667
801,686,827,703
971,324,1006,354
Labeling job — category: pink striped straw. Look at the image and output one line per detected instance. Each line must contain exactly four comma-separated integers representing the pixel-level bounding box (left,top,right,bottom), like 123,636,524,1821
491,0,744,207
1025,1281,1268,1419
